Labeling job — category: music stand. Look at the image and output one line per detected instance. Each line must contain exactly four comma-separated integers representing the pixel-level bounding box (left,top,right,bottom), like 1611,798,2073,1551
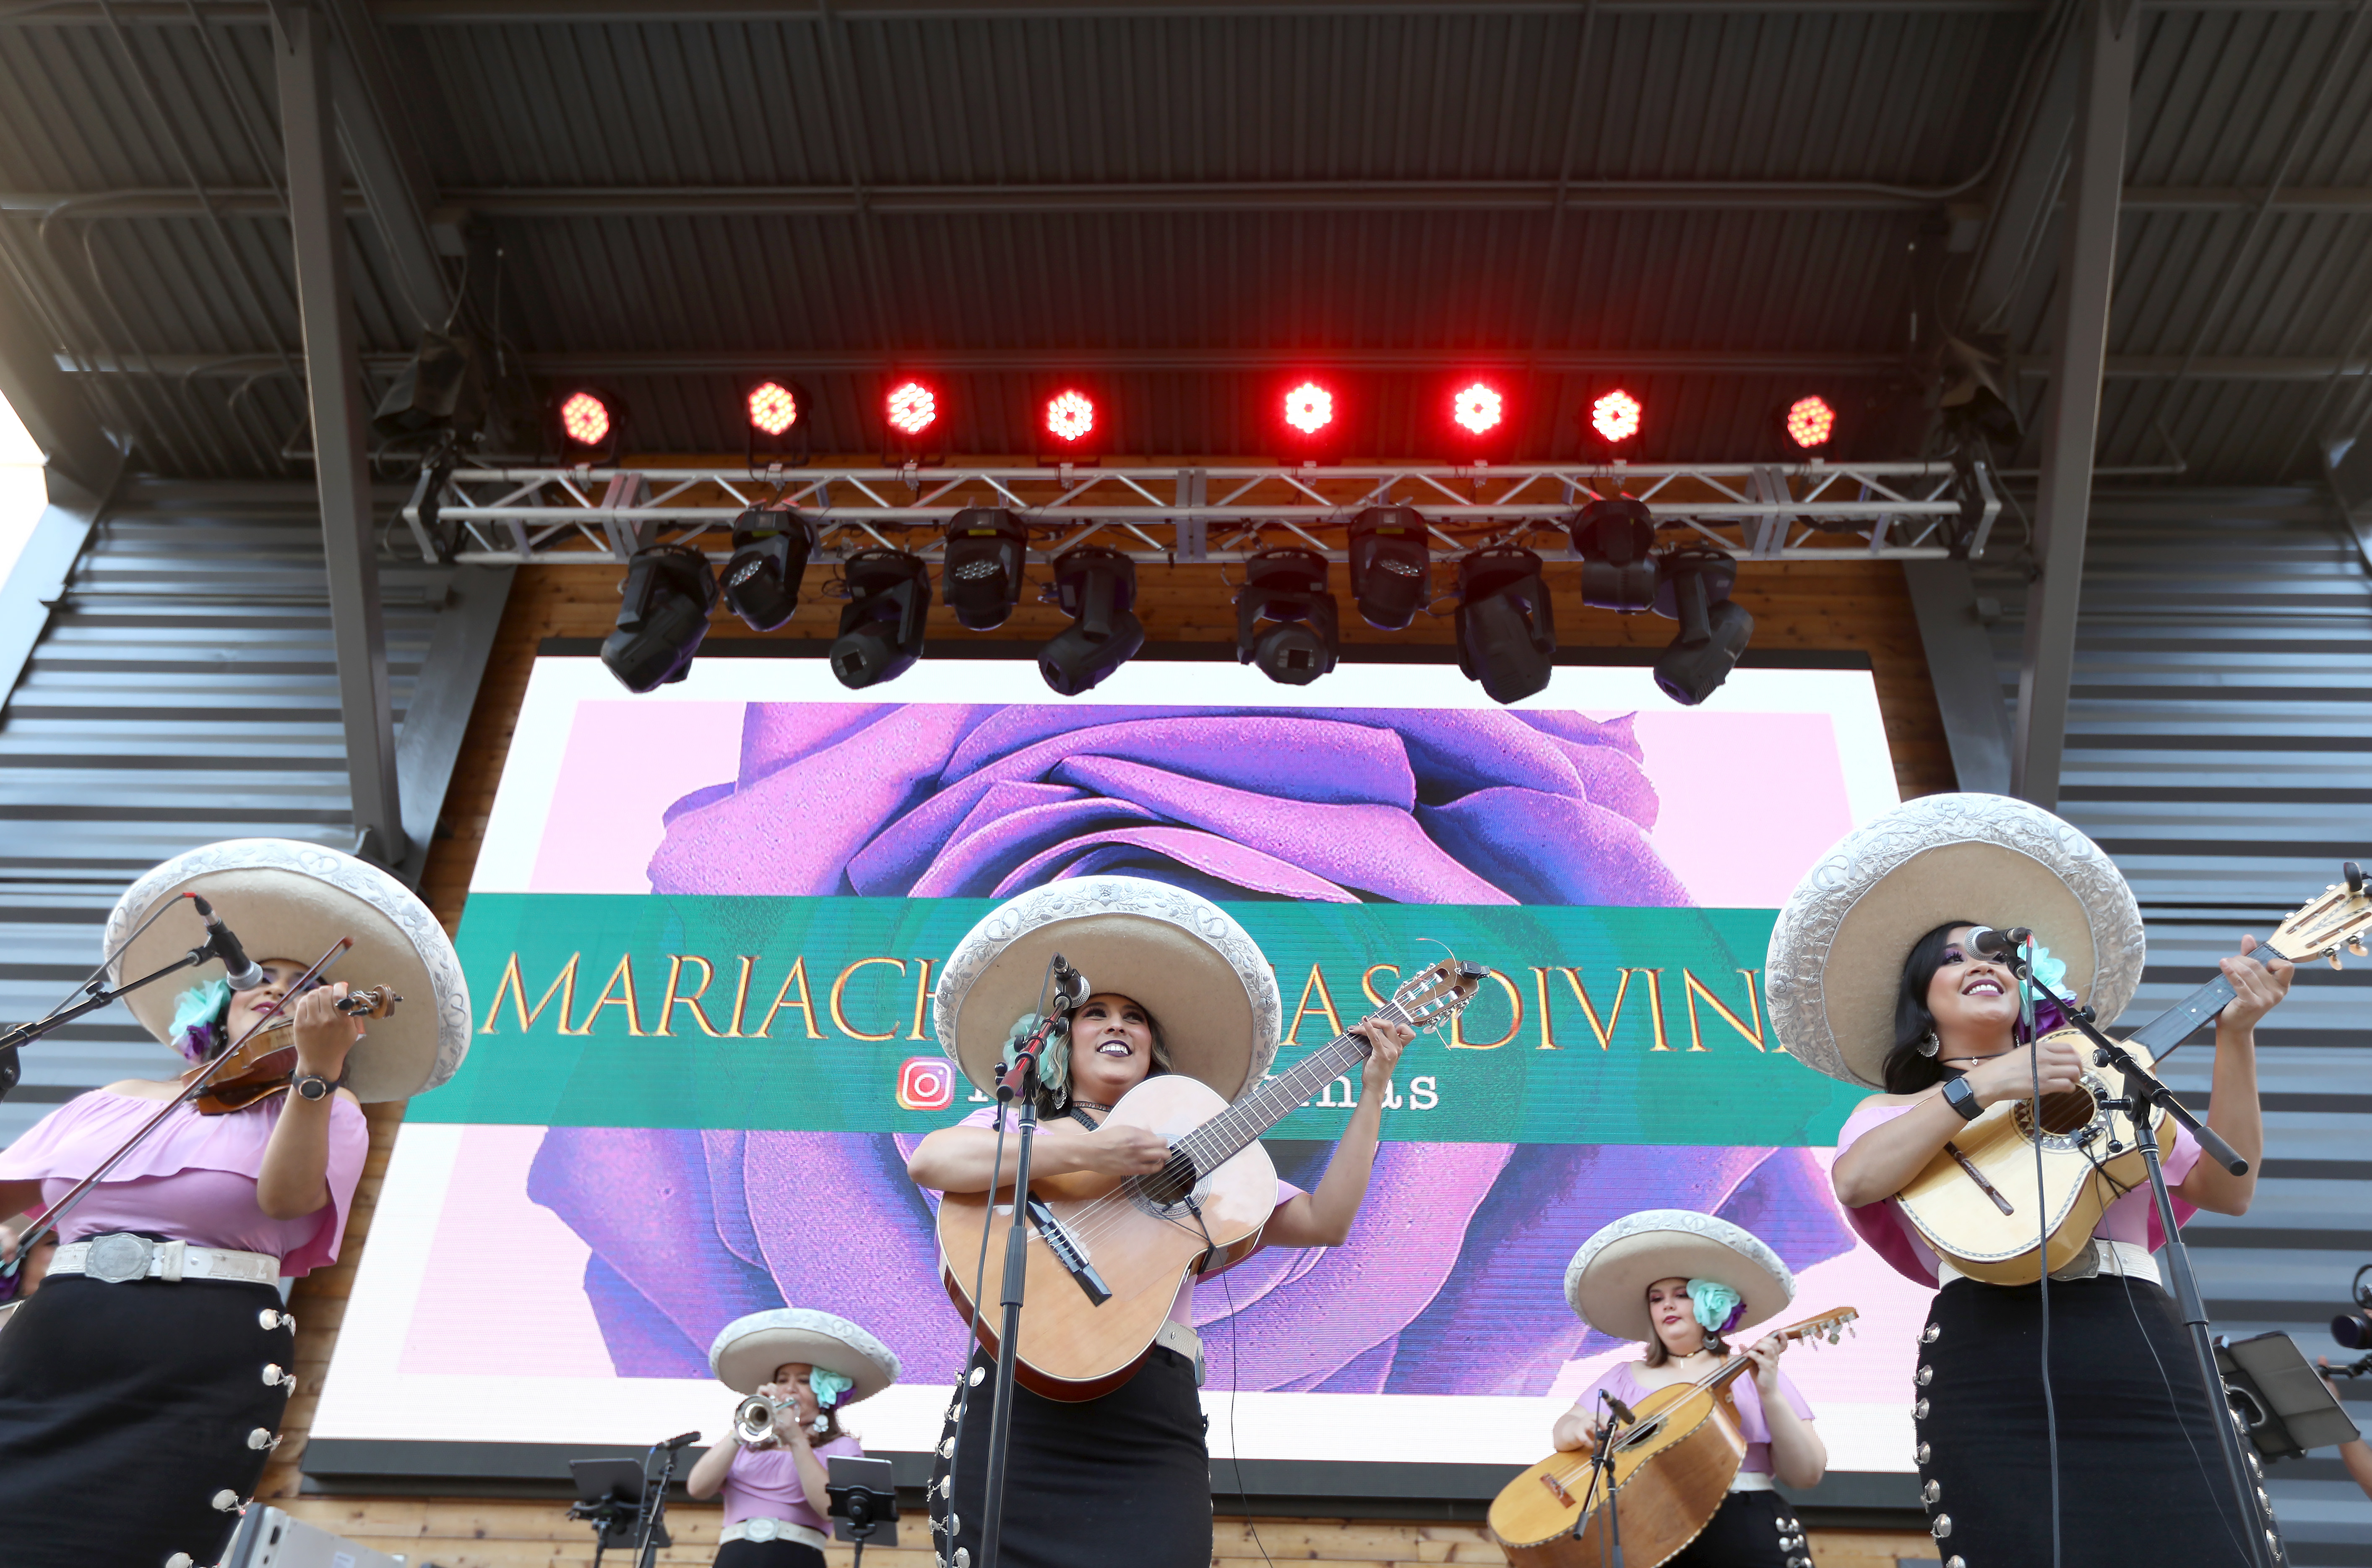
2218,1332,2364,1462
827,1454,901,1568
568,1458,667,1567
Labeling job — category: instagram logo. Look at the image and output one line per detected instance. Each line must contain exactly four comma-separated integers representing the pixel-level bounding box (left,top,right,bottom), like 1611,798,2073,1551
896,1057,956,1112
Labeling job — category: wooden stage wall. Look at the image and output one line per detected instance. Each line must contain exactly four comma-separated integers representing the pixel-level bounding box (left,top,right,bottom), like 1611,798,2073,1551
267,548,1954,1567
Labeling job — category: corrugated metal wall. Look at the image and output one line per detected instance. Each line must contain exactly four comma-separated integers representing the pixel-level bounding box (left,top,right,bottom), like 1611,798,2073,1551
0,488,450,1146
1985,503,2372,1567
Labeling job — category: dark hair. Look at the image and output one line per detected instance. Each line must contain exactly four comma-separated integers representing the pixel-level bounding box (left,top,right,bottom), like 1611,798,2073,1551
1883,919,1982,1094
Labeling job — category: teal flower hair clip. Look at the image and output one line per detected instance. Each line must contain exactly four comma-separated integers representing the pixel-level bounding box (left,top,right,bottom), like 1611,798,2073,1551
2018,943,2080,1006
810,1367,854,1409
1687,1278,1745,1335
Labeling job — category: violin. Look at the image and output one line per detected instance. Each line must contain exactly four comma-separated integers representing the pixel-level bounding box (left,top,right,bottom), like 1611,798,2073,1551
189,985,400,1114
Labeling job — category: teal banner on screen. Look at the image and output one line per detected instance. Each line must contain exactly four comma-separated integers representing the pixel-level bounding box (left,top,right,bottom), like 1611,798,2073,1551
427,892,1860,1145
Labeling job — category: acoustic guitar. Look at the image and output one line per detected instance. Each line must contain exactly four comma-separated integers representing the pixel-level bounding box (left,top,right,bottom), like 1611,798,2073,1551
1488,1307,1860,1568
935,953,1485,1400
1898,864,2372,1286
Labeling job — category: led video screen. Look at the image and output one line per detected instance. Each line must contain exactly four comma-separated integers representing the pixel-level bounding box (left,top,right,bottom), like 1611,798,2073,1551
315,655,1937,1477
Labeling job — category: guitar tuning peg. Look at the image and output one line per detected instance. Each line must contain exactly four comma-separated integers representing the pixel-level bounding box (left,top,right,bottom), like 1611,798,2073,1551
2329,950,2345,972
2351,935,2367,956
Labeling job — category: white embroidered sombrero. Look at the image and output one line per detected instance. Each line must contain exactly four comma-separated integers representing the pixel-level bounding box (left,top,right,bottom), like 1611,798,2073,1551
1565,1210,1796,1344
709,1308,902,1401
1764,793,2146,1088
103,839,471,1102
933,875,1282,1101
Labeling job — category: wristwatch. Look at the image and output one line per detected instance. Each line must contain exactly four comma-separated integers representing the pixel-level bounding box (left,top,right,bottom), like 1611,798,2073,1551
293,1073,336,1102
1940,1075,1984,1122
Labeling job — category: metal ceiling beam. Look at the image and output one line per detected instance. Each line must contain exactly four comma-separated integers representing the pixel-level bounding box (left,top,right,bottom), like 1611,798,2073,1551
2013,0,2130,813
276,2,407,873
321,0,451,335
47,347,2372,380
1958,2,2080,333
13,183,2372,219
7,0,2356,21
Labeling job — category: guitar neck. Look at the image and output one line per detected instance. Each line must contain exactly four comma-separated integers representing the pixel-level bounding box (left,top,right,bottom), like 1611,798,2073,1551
1172,1017,1392,1172
2122,970,2242,1057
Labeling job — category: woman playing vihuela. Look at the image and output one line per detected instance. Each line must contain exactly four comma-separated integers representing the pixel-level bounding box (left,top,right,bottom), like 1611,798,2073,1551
1553,1210,1826,1567
906,876,1416,1568
0,838,470,1568
687,1308,901,1567
1767,792,2291,1566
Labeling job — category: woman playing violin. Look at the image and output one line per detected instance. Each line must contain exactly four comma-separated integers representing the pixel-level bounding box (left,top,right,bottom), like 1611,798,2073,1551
1557,1211,1825,1567
0,839,469,1568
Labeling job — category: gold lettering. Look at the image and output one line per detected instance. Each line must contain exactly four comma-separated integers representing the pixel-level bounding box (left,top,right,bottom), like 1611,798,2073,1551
656,955,724,1038
479,951,585,1035
909,958,936,1042
831,957,907,1042
1682,969,1766,1052
1450,968,1525,1050
725,956,758,1037
1291,963,1346,1043
1531,966,1559,1049
754,956,826,1040
1633,967,1672,1051
579,954,646,1037
1553,967,1633,1050
1360,964,1402,1010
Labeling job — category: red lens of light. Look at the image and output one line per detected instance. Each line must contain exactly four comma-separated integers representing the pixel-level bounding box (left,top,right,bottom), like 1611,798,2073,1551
1284,381,1335,436
1786,395,1836,449
560,391,612,447
887,380,938,436
1452,381,1504,436
747,381,799,437
1045,390,1096,444
1591,389,1642,444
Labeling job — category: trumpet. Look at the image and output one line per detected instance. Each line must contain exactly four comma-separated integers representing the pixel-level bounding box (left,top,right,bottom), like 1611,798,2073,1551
735,1394,795,1447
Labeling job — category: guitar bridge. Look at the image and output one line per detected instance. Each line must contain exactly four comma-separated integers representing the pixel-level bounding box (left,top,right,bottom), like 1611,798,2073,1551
1538,1472,1575,1508
1025,1194,1113,1305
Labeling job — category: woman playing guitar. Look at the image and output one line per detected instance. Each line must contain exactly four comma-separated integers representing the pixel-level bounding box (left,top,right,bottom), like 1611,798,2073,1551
1768,793,2290,1567
906,878,1413,1568
1554,1211,1826,1567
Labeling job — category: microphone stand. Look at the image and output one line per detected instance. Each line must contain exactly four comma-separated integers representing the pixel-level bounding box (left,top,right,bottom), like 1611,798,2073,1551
2001,948,2275,1568
1569,1389,1625,1568
976,992,1073,1568
0,949,215,1103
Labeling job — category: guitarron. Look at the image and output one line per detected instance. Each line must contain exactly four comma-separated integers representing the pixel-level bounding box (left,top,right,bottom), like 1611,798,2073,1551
1488,1307,1859,1568
1897,865,2372,1285
935,954,1484,1400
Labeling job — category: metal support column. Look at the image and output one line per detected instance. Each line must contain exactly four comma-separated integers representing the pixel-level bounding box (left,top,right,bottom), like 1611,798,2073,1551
275,4,406,869
2011,0,2133,810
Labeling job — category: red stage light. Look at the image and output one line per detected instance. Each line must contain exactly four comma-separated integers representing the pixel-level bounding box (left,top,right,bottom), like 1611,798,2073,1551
560,391,612,448
1591,389,1642,444
1786,395,1836,449
747,381,799,438
1045,389,1096,444
887,380,938,436
1284,381,1336,436
1452,381,1504,436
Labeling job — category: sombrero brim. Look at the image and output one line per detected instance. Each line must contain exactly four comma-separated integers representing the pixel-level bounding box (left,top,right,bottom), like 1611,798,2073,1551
1765,793,2145,1088
708,1308,901,1401
1565,1210,1794,1344
104,839,471,1102
934,876,1281,1101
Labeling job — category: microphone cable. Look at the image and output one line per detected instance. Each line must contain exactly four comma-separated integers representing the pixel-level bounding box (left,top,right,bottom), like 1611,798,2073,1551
2021,933,2062,1568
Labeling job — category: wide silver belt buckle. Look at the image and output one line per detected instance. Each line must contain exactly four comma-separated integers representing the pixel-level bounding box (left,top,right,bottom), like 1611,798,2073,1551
745,1519,783,1543
84,1233,153,1284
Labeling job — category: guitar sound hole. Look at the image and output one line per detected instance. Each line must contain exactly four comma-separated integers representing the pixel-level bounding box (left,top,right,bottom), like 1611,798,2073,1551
1138,1154,1200,1209
2033,1089,2097,1135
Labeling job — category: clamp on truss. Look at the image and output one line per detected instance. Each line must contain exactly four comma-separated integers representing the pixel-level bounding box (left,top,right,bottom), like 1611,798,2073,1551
401,458,1999,567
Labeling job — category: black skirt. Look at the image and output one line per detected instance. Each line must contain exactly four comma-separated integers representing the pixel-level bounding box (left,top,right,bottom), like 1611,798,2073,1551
1915,1275,2278,1566
0,1271,294,1567
930,1345,1210,1568
1667,1490,1808,1568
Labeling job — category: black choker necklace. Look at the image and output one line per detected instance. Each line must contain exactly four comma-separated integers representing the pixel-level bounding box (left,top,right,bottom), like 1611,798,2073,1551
1074,1100,1116,1112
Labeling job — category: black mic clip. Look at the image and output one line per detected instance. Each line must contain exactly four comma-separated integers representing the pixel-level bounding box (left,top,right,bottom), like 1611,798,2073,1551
189,894,267,992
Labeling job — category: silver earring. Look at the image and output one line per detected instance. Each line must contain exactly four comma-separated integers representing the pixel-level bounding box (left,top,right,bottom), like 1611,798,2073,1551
1916,1029,1940,1058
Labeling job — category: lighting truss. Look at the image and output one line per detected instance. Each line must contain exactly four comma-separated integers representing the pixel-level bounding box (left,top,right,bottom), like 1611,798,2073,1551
402,459,2000,567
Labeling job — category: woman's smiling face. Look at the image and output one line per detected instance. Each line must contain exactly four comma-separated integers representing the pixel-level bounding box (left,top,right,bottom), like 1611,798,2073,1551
1065,993,1154,1104
1924,925,2023,1047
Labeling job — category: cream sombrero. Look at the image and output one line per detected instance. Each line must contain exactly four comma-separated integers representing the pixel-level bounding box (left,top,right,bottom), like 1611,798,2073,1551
709,1308,902,1402
1764,793,2145,1089
103,838,471,1102
1565,1210,1795,1344
933,875,1282,1101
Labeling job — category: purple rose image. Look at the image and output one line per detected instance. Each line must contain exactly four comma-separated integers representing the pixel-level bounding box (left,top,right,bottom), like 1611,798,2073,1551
644,703,1690,905
532,701,1854,1392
